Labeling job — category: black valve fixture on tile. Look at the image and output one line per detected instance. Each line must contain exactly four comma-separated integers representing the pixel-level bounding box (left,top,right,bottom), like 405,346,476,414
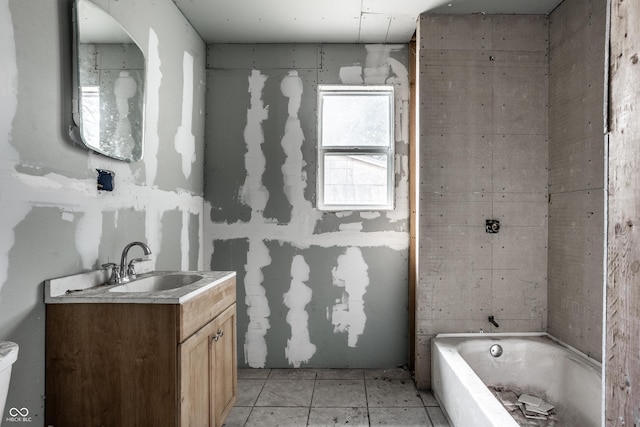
486,219,500,234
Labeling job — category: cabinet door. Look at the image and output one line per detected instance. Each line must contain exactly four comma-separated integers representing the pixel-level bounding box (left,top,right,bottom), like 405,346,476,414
179,318,218,426
212,304,237,427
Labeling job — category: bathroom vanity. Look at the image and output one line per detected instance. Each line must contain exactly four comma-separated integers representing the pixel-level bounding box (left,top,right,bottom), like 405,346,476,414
44,271,237,427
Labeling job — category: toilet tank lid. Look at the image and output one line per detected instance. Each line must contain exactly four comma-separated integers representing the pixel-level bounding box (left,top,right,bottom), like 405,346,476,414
0,342,19,371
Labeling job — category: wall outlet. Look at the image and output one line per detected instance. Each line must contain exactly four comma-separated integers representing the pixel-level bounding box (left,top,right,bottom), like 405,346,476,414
97,169,114,192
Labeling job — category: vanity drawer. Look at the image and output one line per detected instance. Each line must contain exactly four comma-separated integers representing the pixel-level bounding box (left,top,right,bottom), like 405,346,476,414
177,276,236,342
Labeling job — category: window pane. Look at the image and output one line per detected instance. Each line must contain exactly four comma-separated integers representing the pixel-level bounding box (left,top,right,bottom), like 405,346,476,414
323,153,389,206
80,86,101,149
321,94,391,147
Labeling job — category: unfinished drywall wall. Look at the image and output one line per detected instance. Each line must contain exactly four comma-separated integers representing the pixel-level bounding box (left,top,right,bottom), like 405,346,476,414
607,0,640,422
0,0,205,422
416,15,549,388
204,44,410,368
548,0,606,362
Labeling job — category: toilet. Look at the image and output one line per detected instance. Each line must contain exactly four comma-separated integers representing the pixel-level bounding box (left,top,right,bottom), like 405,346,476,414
0,342,19,420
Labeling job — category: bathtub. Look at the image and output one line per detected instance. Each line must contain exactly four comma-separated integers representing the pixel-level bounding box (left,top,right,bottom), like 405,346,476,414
431,333,602,427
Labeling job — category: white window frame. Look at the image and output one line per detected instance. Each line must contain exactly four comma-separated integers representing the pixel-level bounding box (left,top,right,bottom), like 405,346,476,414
317,85,395,211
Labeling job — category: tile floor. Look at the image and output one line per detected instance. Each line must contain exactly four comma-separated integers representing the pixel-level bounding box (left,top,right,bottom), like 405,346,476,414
223,368,451,427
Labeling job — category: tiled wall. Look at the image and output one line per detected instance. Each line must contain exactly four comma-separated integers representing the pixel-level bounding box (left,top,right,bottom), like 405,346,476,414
416,15,549,388
548,0,606,361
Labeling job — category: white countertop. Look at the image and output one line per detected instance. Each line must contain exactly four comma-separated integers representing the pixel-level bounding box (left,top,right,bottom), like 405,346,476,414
45,270,236,305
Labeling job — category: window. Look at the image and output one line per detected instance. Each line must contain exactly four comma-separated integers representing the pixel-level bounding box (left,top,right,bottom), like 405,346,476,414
80,85,101,149
317,85,394,211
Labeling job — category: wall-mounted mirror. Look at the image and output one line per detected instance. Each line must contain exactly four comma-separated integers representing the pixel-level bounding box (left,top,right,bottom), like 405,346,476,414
72,0,145,161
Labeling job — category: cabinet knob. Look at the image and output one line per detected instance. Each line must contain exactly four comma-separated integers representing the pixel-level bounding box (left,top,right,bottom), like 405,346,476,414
212,329,224,342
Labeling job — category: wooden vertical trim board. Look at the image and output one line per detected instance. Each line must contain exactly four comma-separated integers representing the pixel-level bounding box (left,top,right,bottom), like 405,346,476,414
606,0,640,424
408,34,417,371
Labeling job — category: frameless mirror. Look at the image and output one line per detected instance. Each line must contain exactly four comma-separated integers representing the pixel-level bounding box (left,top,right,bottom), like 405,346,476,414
72,0,145,161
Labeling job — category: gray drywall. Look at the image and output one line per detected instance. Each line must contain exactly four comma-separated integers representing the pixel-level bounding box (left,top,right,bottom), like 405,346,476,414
204,43,411,369
548,0,606,361
416,14,550,388
0,0,206,422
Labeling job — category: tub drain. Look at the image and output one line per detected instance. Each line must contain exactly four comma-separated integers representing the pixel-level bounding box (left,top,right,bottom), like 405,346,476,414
490,344,503,357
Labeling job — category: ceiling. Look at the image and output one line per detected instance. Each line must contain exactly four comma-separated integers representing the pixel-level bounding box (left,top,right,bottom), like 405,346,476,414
173,0,564,44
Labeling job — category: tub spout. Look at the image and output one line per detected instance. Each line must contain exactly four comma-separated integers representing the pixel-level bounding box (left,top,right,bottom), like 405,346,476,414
488,316,499,327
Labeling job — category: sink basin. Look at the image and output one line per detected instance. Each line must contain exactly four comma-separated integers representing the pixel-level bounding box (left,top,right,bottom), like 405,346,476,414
108,273,203,293
45,270,236,304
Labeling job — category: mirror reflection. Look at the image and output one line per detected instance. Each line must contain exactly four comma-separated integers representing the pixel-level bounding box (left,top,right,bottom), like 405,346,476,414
73,0,145,161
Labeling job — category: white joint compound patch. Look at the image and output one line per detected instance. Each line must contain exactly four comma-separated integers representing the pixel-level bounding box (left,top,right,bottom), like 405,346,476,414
145,29,161,186
280,71,310,219
330,247,369,347
244,239,271,368
0,0,18,165
174,51,196,179
181,210,190,271
339,66,364,84
240,70,269,217
241,70,272,368
283,255,316,367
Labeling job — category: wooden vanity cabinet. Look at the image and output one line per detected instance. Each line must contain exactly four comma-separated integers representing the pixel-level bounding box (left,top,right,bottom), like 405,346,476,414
180,304,237,426
45,277,237,427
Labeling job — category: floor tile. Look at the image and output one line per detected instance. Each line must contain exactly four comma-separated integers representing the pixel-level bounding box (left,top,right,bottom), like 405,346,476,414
307,407,369,426
225,369,451,427
419,390,439,407
222,406,252,427
366,379,424,407
426,406,451,427
256,379,315,407
316,369,364,380
369,407,432,426
364,368,412,380
245,407,309,427
312,380,367,407
269,368,318,380
238,368,271,379
236,379,265,406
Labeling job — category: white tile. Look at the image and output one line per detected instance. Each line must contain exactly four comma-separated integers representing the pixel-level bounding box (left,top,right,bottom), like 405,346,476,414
269,369,318,380
420,390,439,407
308,407,368,426
363,368,412,380
238,368,271,379
427,406,451,427
236,379,265,406
312,380,367,408
366,379,424,407
316,369,364,380
222,406,252,427
245,407,310,427
369,407,432,426
255,380,315,407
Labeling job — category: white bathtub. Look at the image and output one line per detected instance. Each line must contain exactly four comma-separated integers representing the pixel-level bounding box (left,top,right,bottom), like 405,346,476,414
431,333,602,427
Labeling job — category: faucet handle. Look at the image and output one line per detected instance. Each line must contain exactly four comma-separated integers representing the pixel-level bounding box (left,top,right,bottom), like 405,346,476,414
101,263,121,283
126,258,144,279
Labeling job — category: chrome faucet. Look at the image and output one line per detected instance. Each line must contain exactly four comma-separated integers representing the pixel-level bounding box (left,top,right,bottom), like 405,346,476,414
119,241,152,283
